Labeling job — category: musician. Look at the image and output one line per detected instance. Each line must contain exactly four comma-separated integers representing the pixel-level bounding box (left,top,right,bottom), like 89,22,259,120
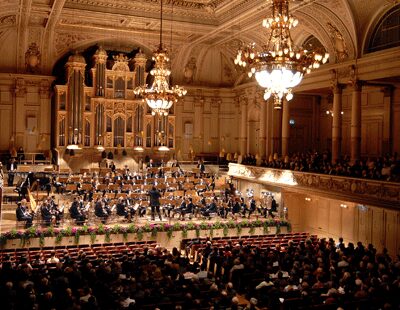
102,194,112,215
16,199,34,228
116,197,134,221
48,196,63,224
94,198,109,224
218,200,229,219
7,158,17,186
17,175,30,198
69,197,86,225
148,186,162,221
245,198,257,219
40,200,56,226
201,197,218,218
109,161,116,173
270,195,277,216
197,160,205,176
232,198,241,217
163,200,175,218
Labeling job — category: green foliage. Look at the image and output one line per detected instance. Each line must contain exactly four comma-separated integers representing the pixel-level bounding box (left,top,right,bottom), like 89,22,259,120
223,225,229,237
136,228,144,241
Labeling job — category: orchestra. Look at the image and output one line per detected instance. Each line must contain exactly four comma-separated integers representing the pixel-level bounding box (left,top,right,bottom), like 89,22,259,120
12,161,279,227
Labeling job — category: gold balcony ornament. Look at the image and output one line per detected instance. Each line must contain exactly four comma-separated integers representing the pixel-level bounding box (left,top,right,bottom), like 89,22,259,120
234,0,329,109
134,0,187,116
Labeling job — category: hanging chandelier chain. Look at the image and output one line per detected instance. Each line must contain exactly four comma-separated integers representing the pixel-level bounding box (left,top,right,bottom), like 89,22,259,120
134,0,187,117
160,0,163,49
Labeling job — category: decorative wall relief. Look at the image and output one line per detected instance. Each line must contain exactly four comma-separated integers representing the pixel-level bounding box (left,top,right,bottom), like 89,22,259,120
327,23,348,62
184,57,197,84
25,43,41,74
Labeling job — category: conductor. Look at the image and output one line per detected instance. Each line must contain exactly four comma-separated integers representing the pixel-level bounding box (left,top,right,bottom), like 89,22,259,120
148,186,162,221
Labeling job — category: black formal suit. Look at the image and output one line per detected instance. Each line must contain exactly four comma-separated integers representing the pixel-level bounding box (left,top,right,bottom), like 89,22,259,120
16,204,33,227
148,188,162,220
7,161,17,186
69,201,85,224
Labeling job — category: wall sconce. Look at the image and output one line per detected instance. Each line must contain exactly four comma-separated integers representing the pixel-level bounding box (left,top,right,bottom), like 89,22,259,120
326,110,344,117
340,203,348,208
305,197,311,202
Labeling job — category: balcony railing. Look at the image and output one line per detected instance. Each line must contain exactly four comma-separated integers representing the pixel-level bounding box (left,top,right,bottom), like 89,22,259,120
228,163,400,209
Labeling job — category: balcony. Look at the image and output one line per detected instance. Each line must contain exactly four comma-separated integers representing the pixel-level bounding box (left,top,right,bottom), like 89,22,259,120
228,163,400,210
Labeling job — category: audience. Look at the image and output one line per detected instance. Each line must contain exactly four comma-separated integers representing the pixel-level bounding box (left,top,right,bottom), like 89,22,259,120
0,236,398,309
237,150,400,182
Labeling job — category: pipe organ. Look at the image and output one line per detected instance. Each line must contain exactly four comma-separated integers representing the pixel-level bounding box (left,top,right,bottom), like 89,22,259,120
54,47,176,153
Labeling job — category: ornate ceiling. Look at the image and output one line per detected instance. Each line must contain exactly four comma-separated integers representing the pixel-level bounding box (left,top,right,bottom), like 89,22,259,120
0,0,397,86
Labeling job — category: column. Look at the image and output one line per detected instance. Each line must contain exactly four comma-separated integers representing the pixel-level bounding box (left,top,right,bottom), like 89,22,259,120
272,108,282,155
259,95,267,159
281,99,290,157
350,80,362,162
194,99,204,153
265,99,274,160
240,98,248,156
382,87,392,154
332,84,343,163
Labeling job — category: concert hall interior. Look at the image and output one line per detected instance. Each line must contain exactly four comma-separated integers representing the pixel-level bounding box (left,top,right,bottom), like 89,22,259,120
0,0,399,309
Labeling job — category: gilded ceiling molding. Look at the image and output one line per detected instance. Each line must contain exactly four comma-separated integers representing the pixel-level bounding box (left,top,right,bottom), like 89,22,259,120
299,4,356,60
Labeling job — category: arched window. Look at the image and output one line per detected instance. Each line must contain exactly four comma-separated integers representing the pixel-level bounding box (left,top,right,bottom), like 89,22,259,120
114,117,125,147
367,5,400,53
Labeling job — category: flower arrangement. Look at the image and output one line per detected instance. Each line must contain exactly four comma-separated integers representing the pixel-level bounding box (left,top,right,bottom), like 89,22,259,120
0,219,290,247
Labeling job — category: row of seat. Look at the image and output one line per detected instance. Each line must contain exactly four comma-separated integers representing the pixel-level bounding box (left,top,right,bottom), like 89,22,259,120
0,240,158,263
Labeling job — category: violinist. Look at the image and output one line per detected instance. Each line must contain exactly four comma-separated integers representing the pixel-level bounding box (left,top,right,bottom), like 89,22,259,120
69,197,86,225
95,198,109,224
116,197,134,221
40,200,56,226
16,198,34,228
201,197,217,218
49,196,63,224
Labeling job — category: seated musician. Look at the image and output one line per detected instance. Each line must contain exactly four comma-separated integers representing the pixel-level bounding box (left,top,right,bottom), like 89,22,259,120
17,176,30,199
40,200,56,226
69,197,86,225
257,200,267,218
102,194,113,215
16,199,34,228
178,198,195,220
163,200,175,218
48,196,63,224
116,197,134,221
52,176,64,194
201,197,218,218
246,198,257,219
232,199,241,217
94,198,109,224
171,199,186,219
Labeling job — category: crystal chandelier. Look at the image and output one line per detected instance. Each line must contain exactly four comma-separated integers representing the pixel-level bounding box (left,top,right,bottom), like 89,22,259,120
234,0,329,109
134,0,187,116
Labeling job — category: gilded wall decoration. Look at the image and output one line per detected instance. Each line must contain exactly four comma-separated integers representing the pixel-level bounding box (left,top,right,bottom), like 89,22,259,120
228,163,400,209
25,43,41,74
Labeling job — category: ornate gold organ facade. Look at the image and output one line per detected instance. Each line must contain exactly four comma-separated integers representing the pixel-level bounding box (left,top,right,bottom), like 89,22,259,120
54,47,176,154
